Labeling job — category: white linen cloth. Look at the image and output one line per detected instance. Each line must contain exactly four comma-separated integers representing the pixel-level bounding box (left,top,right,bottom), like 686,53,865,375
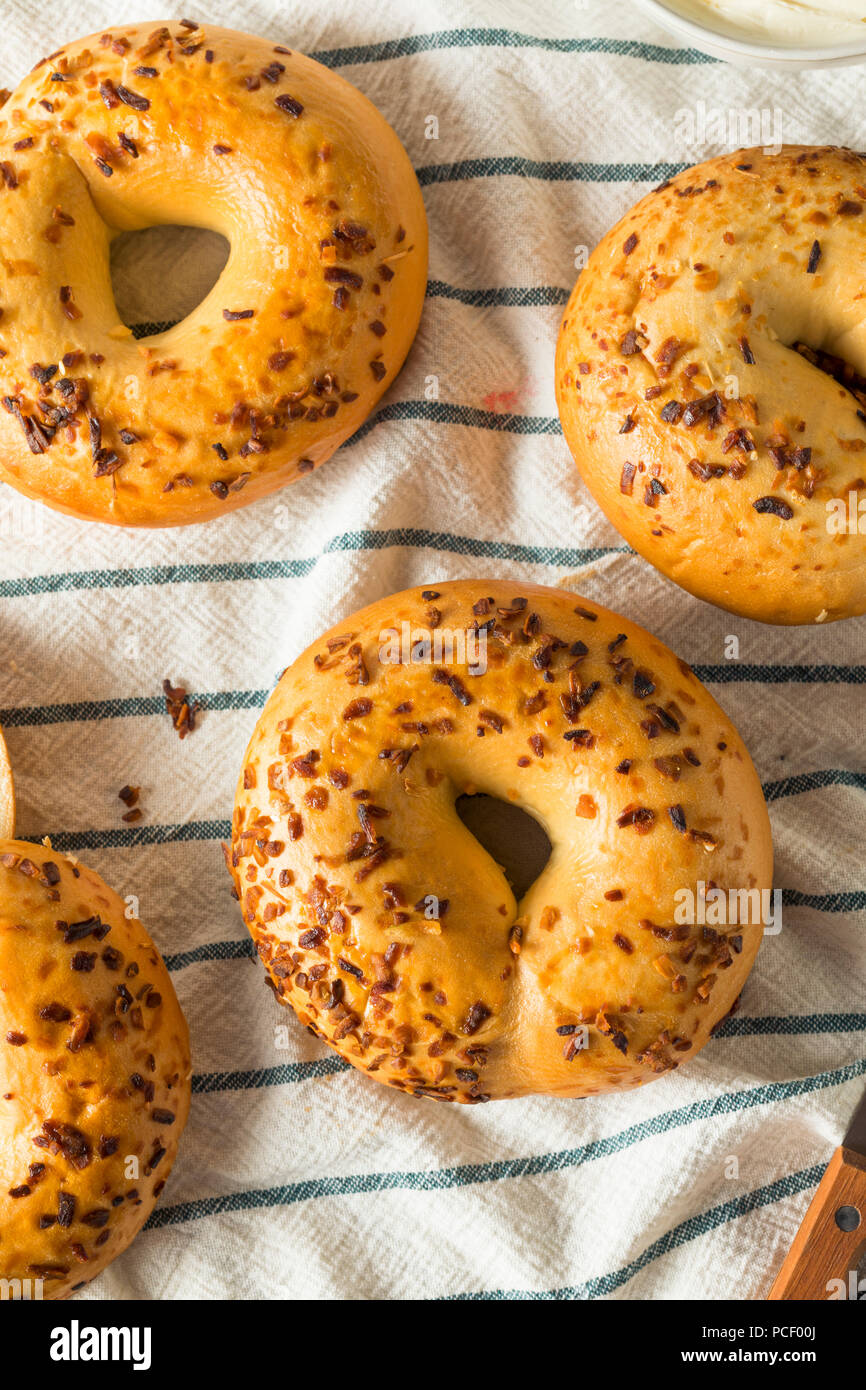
0,0,863,1301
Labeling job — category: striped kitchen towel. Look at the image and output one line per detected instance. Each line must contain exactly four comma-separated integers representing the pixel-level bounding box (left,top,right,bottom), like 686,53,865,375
0,0,863,1301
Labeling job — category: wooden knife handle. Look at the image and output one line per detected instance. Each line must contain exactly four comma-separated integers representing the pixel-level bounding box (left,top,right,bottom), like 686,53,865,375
769,1147,866,1300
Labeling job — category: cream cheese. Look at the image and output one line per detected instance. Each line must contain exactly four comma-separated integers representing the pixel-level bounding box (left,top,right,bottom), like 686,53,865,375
663,0,866,46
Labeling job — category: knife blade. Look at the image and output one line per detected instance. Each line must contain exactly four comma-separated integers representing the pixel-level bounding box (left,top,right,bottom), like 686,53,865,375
768,1082,866,1300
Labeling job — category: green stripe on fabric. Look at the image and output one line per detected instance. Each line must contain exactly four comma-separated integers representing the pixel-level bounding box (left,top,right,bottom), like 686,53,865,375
416,157,686,187
448,1164,825,1300
782,889,866,912
146,1056,864,1230
426,280,569,307
0,691,267,727
164,938,253,972
719,1011,866,1037
348,399,561,443
193,1056,348,1093
763,769,866,800
692,664,866,685
309,31,717,68
40,821,232,855
0,531,626,600
130,320,176,338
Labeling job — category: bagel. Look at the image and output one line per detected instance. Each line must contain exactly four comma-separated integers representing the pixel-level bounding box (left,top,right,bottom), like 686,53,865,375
0,841,190,1298
229,580,773,1102
556,146,866,624
0,728,14,839
0,20,427,526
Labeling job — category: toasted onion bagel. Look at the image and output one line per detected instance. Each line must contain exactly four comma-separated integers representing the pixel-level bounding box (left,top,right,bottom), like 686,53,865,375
0,842,190,1298
0,20,427,525
230,580,773,1102
0,728,14,839
556,146,866,624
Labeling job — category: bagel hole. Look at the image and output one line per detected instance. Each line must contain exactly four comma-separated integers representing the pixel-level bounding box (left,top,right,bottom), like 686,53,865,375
109,224,230,336
455,793,551,900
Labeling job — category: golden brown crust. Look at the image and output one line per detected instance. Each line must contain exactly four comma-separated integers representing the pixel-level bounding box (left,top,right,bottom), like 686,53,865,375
230,580,773,1102
0,20,427,526
556,145,866,624
0,841,190,1298
0,728,14,839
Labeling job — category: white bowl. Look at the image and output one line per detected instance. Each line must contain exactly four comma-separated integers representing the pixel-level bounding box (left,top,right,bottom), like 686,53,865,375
630,0,866,68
